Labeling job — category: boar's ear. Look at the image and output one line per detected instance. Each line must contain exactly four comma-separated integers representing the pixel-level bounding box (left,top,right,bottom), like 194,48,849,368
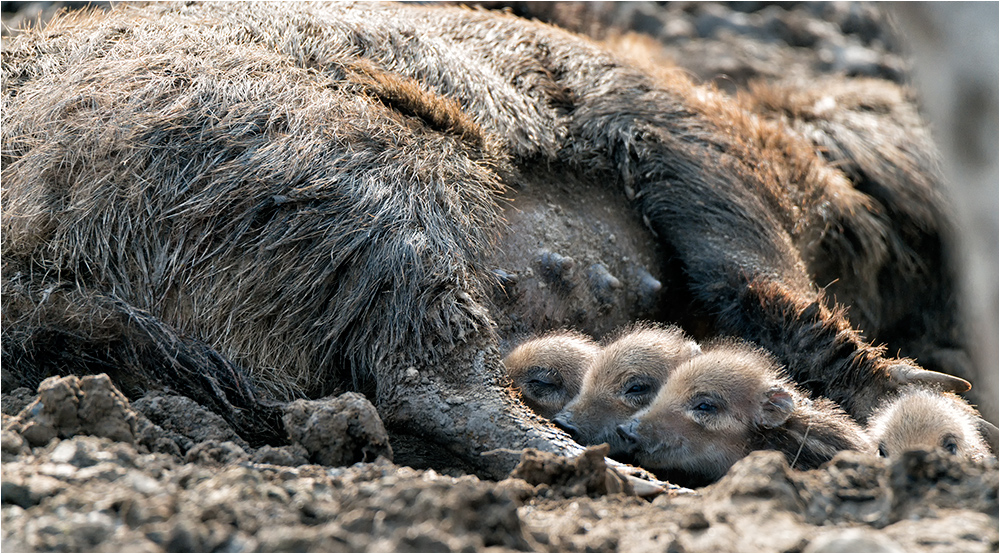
756,386,794,429
888,363,971,393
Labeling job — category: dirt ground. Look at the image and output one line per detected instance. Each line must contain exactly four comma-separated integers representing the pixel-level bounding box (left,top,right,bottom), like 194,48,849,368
2,2,998,552
2,375,998,552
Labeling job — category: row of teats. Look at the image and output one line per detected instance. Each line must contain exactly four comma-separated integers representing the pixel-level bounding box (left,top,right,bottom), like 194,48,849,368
503,324,992,486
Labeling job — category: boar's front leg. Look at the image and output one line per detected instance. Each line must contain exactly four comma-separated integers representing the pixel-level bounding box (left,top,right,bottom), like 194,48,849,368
372,314,585,479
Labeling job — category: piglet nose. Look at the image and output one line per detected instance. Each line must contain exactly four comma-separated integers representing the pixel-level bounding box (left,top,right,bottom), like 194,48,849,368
616,420,641,446
552,416,579,439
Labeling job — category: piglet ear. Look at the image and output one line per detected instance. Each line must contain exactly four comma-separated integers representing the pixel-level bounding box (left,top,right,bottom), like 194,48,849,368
757,386,794,429
977,418,999,455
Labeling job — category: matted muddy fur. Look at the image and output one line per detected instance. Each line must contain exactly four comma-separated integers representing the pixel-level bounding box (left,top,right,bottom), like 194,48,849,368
552,323,701,456
618,340,872,486
0,2,979,476
503,330,601,419
868,388,993,461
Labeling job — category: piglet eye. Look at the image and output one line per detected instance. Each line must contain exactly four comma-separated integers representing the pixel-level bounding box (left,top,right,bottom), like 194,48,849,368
941,435,959,455
877,443,888,458
621,378,656,399
693,401,716,413
522,367,562,390
625,383,650,396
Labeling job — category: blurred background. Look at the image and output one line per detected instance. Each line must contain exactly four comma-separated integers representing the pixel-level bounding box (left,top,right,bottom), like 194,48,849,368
892,3,998,425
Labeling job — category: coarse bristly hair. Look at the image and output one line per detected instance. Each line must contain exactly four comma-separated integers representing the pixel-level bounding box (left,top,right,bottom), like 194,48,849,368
3,2,514,403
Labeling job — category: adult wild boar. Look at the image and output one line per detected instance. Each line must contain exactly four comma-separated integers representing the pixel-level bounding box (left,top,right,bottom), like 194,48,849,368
1,2,980,476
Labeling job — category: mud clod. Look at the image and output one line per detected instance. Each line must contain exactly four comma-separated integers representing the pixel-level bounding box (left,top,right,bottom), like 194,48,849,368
9,375,137,447
283,393,393,467
185,440,250,465
705,451,805,513
886,449,999,521
1,388,34,417
700,448,999,531
250,444,311,467
132,394,248,452
679,510,711,530
793,450,889,525
1,416,29,461
509,445,633,498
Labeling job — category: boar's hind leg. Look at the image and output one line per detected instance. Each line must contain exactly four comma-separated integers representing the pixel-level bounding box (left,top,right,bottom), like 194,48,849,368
1,278,285,446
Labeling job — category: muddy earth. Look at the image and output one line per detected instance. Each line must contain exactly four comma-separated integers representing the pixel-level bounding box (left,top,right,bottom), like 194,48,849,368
2,2,998,553
1,375,997,552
